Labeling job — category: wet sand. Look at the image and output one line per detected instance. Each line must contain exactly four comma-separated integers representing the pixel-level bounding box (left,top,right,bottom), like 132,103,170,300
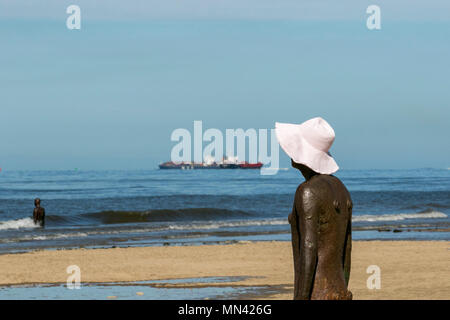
0,241,448,299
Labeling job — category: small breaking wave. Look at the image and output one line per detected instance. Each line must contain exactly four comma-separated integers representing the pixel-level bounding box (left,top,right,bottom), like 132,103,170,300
0,218,39,231
167,218,288,231
23,232,89,241
0,232,89,244
353,210,447,223
83,208,252,224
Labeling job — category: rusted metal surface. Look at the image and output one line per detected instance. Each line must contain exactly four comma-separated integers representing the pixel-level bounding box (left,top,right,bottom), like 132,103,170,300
289,161,352,300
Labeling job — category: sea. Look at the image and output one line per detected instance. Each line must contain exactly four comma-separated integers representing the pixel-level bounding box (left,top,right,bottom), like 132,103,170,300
0,168,449,254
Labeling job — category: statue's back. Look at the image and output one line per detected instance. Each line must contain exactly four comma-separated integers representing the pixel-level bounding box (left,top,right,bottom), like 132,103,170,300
310,175,352,299
292,174,353,300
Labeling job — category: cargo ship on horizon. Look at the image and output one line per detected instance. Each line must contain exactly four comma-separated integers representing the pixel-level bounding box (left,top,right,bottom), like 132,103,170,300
159,156,263,170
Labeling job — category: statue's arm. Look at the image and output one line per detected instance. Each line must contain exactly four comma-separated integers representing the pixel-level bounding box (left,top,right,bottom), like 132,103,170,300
343,217,352,287
296,188,319,300
289,202,301,299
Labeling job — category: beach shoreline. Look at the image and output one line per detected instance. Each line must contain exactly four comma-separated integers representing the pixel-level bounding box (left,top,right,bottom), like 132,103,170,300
0,240,449,299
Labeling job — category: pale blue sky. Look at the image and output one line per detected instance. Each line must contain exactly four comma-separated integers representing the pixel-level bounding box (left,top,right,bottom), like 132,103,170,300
1,0,450,21
0,1,449,170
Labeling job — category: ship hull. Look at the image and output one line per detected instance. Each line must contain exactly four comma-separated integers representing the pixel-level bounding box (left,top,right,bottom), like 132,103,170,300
158,162,262,169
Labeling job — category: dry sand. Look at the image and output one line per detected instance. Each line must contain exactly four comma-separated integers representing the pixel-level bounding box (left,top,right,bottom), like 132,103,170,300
0,241,448,299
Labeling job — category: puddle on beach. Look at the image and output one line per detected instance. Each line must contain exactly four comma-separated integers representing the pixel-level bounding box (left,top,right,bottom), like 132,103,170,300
0,276,286,300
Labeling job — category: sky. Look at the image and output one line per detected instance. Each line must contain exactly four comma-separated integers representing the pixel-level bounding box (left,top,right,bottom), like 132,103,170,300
0,1,449,170
1,0,450,21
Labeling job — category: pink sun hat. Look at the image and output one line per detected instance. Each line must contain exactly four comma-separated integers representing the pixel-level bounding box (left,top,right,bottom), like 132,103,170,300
275,117,339,175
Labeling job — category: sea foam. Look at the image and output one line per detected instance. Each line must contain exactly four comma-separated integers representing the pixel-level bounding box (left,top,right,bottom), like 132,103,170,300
0,218,38,231
353,211,447,222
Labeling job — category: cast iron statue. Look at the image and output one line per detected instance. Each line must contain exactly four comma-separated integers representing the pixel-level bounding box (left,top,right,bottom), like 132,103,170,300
33,198,45,227
288,160,352,300
275,117,352,300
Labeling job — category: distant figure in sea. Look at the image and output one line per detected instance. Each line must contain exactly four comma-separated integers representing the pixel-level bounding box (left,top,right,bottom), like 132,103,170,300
275,117,353,300
33,198,45,227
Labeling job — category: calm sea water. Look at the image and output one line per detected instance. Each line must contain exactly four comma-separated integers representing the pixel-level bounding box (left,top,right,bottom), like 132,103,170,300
0,168,449,253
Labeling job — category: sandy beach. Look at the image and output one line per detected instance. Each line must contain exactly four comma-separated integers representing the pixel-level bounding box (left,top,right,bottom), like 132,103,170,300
0,240,448,300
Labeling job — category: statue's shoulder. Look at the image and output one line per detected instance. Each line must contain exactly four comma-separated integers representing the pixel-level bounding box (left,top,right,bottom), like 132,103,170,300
313,174,352,202
296,175,348,197
294,176,326,201
295,180,313,197
295,175,352,216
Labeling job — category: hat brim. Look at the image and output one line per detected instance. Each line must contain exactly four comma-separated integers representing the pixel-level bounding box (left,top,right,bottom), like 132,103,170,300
275,122,339,175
